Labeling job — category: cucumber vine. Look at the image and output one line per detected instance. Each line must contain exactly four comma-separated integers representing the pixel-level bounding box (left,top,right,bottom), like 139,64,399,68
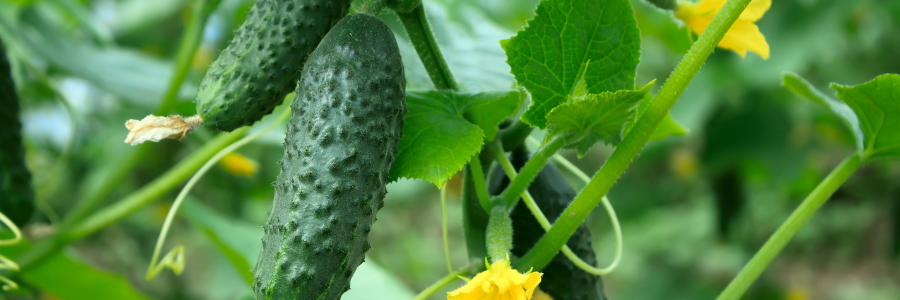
2,0,898,299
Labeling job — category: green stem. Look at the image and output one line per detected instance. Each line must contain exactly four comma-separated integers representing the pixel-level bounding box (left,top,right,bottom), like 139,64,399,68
716,153,862,300
63,0,220,226
395,4,459,90
440,183,453,273
499,120,534,152
156,0,220,114
461,165,489,261
515,0,754,272
16,128,247,270
411,264,479,300
494,138,565,210
468,154,492,213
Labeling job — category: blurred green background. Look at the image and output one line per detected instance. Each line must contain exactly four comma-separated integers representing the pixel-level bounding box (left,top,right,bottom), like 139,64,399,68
1,0,899,299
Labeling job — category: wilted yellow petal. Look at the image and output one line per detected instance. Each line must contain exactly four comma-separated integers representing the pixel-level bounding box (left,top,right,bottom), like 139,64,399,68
124,115,202,145
219,153,259,177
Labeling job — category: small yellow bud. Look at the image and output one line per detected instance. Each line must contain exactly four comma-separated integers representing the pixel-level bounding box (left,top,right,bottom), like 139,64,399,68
219,153,258,177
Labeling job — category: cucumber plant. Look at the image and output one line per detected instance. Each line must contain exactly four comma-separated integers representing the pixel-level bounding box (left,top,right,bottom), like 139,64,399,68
489,148,607,300
0,40,34,227
196,0,351,131
251,12,405,299
3,0,898,299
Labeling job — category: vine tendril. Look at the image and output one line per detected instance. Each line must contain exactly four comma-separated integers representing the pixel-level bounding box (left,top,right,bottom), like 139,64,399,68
146,107,291,280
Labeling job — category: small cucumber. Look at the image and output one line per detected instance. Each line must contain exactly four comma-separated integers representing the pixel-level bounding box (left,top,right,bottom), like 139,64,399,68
0,40,35,226
196,0,351,131
252,13,406,300
489,147,607,300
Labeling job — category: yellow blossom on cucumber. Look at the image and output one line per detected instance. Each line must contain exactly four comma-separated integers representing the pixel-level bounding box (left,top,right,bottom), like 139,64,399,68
219,153,258,177
674,0,771,59
448,258,542,300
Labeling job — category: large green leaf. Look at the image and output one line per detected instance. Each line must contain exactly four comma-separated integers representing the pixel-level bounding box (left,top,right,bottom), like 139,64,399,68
545,81,652,157
390,90,522,187
782,72,863,149
502,0,641,128
831,74,900,160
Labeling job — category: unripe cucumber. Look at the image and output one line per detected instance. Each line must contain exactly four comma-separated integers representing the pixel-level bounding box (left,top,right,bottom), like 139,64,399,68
252,13,405,300
0,40,35,226
196,0,351,131
489,148,607,300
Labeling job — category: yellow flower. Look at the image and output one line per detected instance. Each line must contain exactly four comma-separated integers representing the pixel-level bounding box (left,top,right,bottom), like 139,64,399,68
674,0,771,59
448,259,542,300
219,153,258,177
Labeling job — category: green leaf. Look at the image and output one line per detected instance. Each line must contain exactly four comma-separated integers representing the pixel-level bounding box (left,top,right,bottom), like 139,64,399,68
391,90,522,187
782,72,863,150
831,74,900,160
502,0,641,128
181,199,262,286
0,239,149,300
624,92,690,142
546,81,653,157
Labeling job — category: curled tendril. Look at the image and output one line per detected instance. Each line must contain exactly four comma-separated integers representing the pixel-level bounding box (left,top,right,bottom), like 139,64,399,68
491,137,624,276
0,212,23,291
146,108,291,280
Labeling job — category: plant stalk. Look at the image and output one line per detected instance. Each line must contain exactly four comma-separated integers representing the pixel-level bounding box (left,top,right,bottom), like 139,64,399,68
496,137,565,210
16,128,247,271
716,153,862,300
395,4,459,90
515,0,755,271
63,0,220,226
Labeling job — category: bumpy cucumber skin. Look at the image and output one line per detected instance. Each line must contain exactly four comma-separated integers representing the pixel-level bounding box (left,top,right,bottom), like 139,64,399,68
252,14,405,300
197,0,351,132
488,148,607,300
0,41,35,226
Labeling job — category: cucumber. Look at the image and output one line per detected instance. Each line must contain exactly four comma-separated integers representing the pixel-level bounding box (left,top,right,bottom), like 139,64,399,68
196,0,351,132
0,40,35,226
252,13,405,300
488,147,607,300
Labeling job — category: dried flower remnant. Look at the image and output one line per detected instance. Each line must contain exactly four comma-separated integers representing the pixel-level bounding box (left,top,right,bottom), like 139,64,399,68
124,115,202,145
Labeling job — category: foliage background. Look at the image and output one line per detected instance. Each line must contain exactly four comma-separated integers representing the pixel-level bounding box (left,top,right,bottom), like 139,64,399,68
1,0,899,299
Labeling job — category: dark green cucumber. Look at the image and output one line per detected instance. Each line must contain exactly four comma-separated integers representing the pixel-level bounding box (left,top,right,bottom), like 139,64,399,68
0,40,35,226
488,147,607,300
252,13,405,300
196,0,351,131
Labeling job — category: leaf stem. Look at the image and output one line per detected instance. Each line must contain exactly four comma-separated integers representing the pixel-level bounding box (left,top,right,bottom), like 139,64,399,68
493,144,622,275
62,0,220,226
440,182,453,273
16,127,247,271
494,137,565,210
394,4,459,90
499,120,534,152
147,108,289,280
515,0,755,271
716,153,862,300
467,154,492,213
